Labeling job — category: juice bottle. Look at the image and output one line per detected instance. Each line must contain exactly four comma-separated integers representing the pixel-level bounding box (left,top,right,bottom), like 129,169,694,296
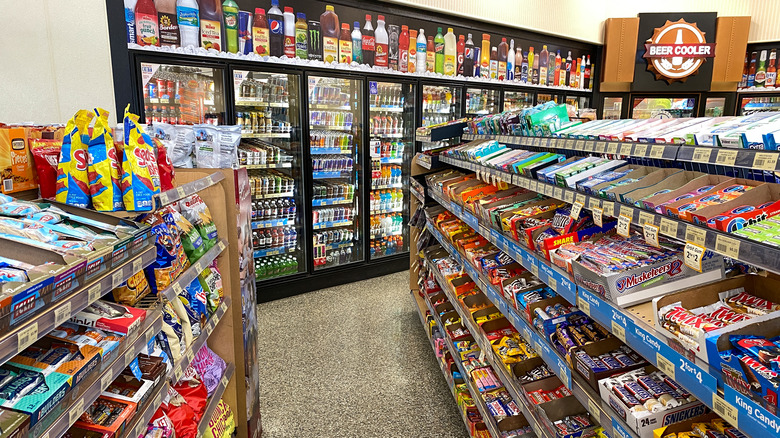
584,55,591,89
497,37,508,80
443,28,456,76
252,8,269,56
456,34,465,76
409,29,418,73
362,15,375,66
374,15,389,67
267,0,284,57
352,21,363,64
426,36,434,72
554,51,561,86
548,51,556,85
747,51,757,87
156,0,179,46
539,45,548,85
507,39,515,80
295,13,308,59
433,27,445,74
464,33,474,77
399,25,409,72
283,6,296,57
321,5,340,63
135,0,159,46
339,23,352,64
489,47,498,79
756,50,768,88
558,51,566,86
514,45,523,81
388,25,399,70
125,0,138,43
177,0,199,48
530,47,539,84
767,49,777,88
416,29,427,74
222,0,239,53
480,34,490,78
199,0,223,51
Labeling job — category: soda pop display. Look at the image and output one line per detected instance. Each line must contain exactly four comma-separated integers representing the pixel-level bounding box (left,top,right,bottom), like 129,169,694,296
388,24,400,70
466,87,498,116
142,64,224,125
252,198,296,222
312,155,354,173
408,29,418,73
222,0,239,53
252,226,296,251
199,0,223,51
252,7,269,56
351,21,363,64
374,15,389,67
312,182,355,202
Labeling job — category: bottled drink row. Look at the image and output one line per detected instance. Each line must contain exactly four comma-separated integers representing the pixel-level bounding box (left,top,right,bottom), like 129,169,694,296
370,85,405,107
371,141,405,159
313,207,355,224
370,213,403,236
310,131,354,149
371,164,402,187
237,77,290,103
239,142,292,166
370,189,403,212
237,109,292,134
251,198,297,222
314,229,354,246
371,236,404,258
309,82,352,107
144,68,217,104
740,48,778,89
252,226,298,250
369,114,404,136
312,183,355,201
255,256,300,280
422,87,456,113
310,111,354,128
250,172,295,196
312,155,354,172
314,246,354,268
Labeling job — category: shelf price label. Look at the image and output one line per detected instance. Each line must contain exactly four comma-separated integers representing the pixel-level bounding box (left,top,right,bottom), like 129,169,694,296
101,371,113,390
570,202,584,220
617,214,632,238
548,277,557,291
88,283,102,305
577,296,591,316
594,142,606,153
587,398,601,418
18,323,38,353
753,152,779,170
639,211,655,226
715,235,741,259
112,270,124,289
176,186,186,198
644,223,660,248
602,202,615,218
69,398,86,424
565,139,575,149
660,218,679,237
607,142,619,155
620,205,635,221
650,145,665,159
656,354,676,380
716,149,739,166
584,141,594,152
592,207,604,228
588,197,600,210
685,227,707,246
133,257,143,274
575,140,585,150
575,193,587,206
712,395,739,427
633,144,648,157
125,348,136,366
564,191,575,204
684,243,706,272
692,147,713,163
553,187,564,199
612,321,627,342
619,143,633,156
55,302,72,327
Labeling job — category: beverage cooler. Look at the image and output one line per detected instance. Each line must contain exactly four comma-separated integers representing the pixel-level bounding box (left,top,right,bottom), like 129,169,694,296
502,90,533,111
629,95,698,119
421,83,462,127
738,93,780,115
465,86,499,116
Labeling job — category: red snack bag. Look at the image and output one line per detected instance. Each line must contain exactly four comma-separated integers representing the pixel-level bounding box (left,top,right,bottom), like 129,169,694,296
162,386,198,438
173,365,209,421
30,138,62,199
154,136,175,191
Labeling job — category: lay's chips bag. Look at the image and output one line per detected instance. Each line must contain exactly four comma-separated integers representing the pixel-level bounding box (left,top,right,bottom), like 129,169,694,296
56,110,93,208
122,105,160,211
88,108,124,211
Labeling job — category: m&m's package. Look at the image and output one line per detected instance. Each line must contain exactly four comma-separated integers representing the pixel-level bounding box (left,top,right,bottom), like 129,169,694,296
56,110,93,208
122,105,160,212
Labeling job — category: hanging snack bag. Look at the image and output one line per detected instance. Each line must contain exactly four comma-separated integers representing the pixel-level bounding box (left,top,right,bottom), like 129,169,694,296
176,194,218,250
218,125,241,168
88,108,124,211
122,105,160,211
191,344,227,396
172,366,209,420
112,270,152,306
56,109,94,207
162,386,199,437
197,266,223,314
171,209,206,263
169,297,194,347
143,212,190,295
162,300,186,354
172,125,195,168
203,399,236,438
178,295,202,338
193,124,219,168
30,138,62,199
184,278,209,319
156,139,175,191
150,123,177,190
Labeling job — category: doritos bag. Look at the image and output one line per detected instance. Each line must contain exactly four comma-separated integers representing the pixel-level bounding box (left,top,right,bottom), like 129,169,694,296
56,110,93,207
88,108,124,211
30,138,62,199
122,105,160,211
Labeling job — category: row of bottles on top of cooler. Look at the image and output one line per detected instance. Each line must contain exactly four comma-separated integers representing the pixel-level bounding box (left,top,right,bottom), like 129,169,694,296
313,183,355,201
239,142,292,166
370,189,403,212
250,172,295,196
311,132,353,150
310,111,353,128
237,109,292,134
315,229,354,246
256,255,299,279
314,245,354,268
370,213,403,236
740,48,779,89
252,226,297,250
370,85,404,108
251,198,296,222
371,164,402,186
237,77,289,103
371,141,405,159
312,155,353,172
370,114,404,136
371,236,404,257
144,105,221,125
313,207,355,224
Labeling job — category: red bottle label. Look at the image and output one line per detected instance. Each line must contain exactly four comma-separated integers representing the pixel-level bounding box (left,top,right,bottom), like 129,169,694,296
375,43,388,66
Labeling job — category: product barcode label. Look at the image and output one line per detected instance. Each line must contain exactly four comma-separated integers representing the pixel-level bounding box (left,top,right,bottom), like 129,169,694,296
176,186,186,198
173,365,183,382
146,327,155,343
172,282,183,296
593,207,604,228
55,302,71,327
548,277,557,291
101,371,113,390
69,398,85,424
660,218,679,237
565,139,575,149
612,321,627,342
125,348,135,366
692,147,713,163
650,145,665,159
712,394,739,426
88,283,102,305
575,140,585,151
531,264,539,277
607,142,619,155
619,143,633,156
577,296,591,316
554,187,563,199
620,206,635,221
221,374,230,388
594,142,606,153
18,323,38,352
564,191,575,204
587,398,601,418
133,257,143,273
715,235,741,259
3,179,12,193
639,211,654,226
584,141,594,152
753,152,779,170
685,227,707,246
633,144,648,157
575,194,587,206
111,270,123,289
656,354,676,380
186,349,195,364
205,322,215,336
716,149,738,166
588,197,600,210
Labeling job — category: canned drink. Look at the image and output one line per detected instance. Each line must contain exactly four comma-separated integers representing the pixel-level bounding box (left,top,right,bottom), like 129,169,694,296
148,82,157,99
239,11,253,55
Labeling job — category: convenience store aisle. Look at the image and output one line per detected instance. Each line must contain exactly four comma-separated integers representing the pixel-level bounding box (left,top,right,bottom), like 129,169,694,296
257,271,468,437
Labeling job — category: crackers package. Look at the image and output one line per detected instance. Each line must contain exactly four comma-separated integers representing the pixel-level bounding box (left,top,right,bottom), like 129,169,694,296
88,108,124,211
56,110,94,207
122,105,160,211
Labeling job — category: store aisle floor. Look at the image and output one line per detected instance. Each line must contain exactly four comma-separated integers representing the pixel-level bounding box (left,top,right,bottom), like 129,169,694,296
257,271,468,438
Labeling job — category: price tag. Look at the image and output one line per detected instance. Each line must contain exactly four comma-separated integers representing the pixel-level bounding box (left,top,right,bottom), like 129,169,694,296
660,218,679,237
692,147,713,163
218,240,226,251
159,192,169,205
684,243,706,272
712,395,739,427
577,296,591,316
134,422,146,438
205,175,213,186
575,140,585,151
633,144,648,157
123,348,135,366
548,277,557,291
155,390,163,406
588,197,600,210
172,282,183,296
639,211,655,226
715,235,741,259
588,398,601,418
619,143,633,156
553,187,563,199
17,323,38,352
69,398,86,424
132,257,143,274
205,322,215,336
685,227,707,246
650,145,665,159
656,354,676,380
620,205,634,221
612,321,627,342
176,186,186,198
716,149,739,166
88,283,101,304
644,224,660,248
112,270,123,289
602,202,615,218
575,194,587,206
221,374,230,388
220,301,228,313
565,139,575,149
594,142,606,153
55,302,71,327
194,261,203,273
607,142,619,155
564,191,575,204
570,201,584,220
584,141,594,152
531,181,539,192
186,349,195,364
753,152,779,170
592,207,604,227
146,328,154,343
617,214,632,238
101,371,113,390
173,365,183,381
531,264,539,277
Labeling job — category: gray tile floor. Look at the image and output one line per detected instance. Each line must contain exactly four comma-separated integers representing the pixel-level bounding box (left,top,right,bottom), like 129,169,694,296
257,271,469,437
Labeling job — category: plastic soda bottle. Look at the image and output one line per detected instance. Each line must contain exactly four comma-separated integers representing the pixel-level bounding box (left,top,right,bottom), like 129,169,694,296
321,5,340,63
434,27,445,74
374,15,389,67
415,29,426,74
222,0,239,53
199,0,223,51
267,0,284,57
480,34,490,78
135,0,159,46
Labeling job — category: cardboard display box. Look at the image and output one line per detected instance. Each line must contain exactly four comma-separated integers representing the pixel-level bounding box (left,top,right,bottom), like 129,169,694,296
9,335,102,390
620,171,704,209
641,174,732,213
663,178,764,222
0,409,29,438
573,337,646,390
0,363,70,426
688,182,780,232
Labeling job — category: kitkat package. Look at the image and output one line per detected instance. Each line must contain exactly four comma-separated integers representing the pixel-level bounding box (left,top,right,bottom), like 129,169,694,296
56,110,94,207
122,105,160,211
30,138,62,199
88,108,124,211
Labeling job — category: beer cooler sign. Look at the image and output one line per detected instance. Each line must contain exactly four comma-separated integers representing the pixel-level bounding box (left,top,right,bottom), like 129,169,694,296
643,19,716,82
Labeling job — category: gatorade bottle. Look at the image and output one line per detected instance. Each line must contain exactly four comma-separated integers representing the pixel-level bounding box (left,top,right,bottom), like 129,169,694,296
135,0,159,46
295,13,308,59
426,36,434,72
443,28,456,76
362,15,375,66
497,38,508,80
157,0,179,46
434,27,445,74
399,26,409,72
507,39,515,80
352,21,363,64
374,15,389,67
416,29,426,74
480,34,490,78
456,34,465,76
321,5,339,63
539,45,548,85
464,33,474,76
339,23,352,64
267,0,284,56
177,0,199,48
199,0,223,51
283,6,296,57
409,29,418,73
222,0,239,53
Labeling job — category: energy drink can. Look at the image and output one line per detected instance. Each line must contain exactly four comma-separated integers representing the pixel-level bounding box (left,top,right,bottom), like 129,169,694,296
239,11,253,55
308,21,322,61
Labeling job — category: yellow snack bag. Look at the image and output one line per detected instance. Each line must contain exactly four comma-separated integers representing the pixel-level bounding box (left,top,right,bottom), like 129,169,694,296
88,108,123,211
121,104,160,211
56,110,93,207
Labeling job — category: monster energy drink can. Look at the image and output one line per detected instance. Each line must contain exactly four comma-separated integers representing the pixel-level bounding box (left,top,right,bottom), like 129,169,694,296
308,20,322,61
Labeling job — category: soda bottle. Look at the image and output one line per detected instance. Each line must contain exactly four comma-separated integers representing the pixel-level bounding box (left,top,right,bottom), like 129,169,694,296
199,0,223,51
135,0,159,46
426,35,435,72
497,38,508,80
416,29,427,74
456,34,465,76
321,5,339,63
547,51,556,85
375,15,389,67
507,39,515,80
251,8,269,56
222,0,239,53
539,45,548,85
339,23,352,63
464,33,475,76
433,27,444,74
308,20,322,60
156,0,180,46
480,34,490,78
444,28,456,76
584,55,591,89
579,56,586,88
532,48,540,84
267,0,284,56
362,15,375,66
554,51,562,86
283,6,295,57
756,50,768,88
767,49,777,88
352,21,363,64
295,13,308,59
408,29,417,73
565,51,572,86
399,25,409,72
489,46,498,79
389,25,399,70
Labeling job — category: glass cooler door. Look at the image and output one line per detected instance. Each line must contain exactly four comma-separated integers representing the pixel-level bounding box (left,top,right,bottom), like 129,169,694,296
631,96,697,119
308,75,364,270
368,80,414,259
465,87,499,116
739,95,780,115
421,84,461,127
140,62,225,125
502,90,533,111
233,69,306,281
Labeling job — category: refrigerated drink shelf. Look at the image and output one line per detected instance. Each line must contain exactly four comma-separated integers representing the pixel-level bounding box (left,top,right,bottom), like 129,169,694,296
242,163,292,169
236,100,289,107
370,230,403,240
310,147,353,155
312,198,353,206
313,171,352,179
253,247,298,258
370,133,405,138
243,133,291,139
313,220,353,230
371,157,403,164
251,218,290,229
371,183,403,189
370,106,404,112
314,126,354,132
325,241,354,250
370,207,403,215
253,191,295,199
310,104,352,110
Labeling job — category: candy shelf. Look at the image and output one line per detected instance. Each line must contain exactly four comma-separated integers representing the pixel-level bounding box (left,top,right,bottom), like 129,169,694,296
414,153,441,170
416,121,468,143
0,245,155,367
410,178,426,203
28,310,163,437
170,298,231,384
253,191,295,199
251,218,290,229
157,171,225,207
159,239,227,302
195,363,236,436
118,381,170,438
242,163,292,169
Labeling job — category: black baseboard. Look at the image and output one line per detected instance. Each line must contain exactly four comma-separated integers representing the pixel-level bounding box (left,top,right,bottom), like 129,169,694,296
256,255,409,303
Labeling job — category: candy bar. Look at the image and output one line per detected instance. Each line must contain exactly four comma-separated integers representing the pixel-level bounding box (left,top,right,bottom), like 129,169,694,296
600,354,622,370
636,375,680,408
725,428,748,438
0,370,42,401
727,291,780,315
38,346,73,367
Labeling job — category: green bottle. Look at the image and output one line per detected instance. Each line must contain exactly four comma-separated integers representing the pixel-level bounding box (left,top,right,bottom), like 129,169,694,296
434,27,445,74
222,0,240,53
257,261,266,280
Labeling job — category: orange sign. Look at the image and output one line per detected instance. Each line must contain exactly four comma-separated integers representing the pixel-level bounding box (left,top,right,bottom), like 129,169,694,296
643,19,716,83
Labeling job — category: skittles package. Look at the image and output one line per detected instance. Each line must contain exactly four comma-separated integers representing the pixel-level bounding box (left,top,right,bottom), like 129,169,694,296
56,110,94,208
122,105,160,211
88,108,124,211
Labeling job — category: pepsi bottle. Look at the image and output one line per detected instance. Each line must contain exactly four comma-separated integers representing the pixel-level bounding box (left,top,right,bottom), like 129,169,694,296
268,0,284,57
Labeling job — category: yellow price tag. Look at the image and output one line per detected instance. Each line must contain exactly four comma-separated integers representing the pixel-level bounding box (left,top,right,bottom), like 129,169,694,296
716,149,739,166
620,205,635,221
753,152,779,170
684,243,706,272
660,218,679,237
592,207,603,228
685,227,707,246
692,147,713,163
633,144,648,157
612,321,627,342
588,197,600,210
594,142,606,153
644,223,660,248
619,143,633,156
17,323,38,353
564,191,575,204
650,145,665,159
575,140,585,150
55,302,72,327
69,398,86,424
639,211,655,226
617,214,632,238
553,187,564,199
577,296,591,316
584,141,594,152
607,142,619,155
657,354,676,380
575,193,587,205
715,234,741,259
570,202,584,220
588,398,601,418
712,394,739,427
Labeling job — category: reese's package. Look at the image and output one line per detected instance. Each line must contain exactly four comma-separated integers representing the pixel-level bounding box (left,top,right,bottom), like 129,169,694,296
122,105,160,211
88,108,124,211
56,110,94,207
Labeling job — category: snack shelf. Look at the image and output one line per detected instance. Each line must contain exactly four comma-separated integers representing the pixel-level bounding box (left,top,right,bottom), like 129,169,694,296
235,99,289,107
371,156,404,164
372,183,403,190
170,297,231,384
196,363,236,437
416,121,468,142
242,132,291,139
369,106,404,113
312,198,353,206
118,381,170,438
158,239,227,302
432,156,780,438
251,218,290,229
28,310,163,438
370,207,403,215
0,246,156,368
312,171,352,179
242,162,292,169
415,153,441,170
253,246,297,258
310,147,353,155
312,220,353,230
410,178,426,202
157,172,225,208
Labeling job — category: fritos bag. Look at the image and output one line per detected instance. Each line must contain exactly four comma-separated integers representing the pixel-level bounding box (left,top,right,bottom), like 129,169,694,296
30,139,62,199
122,105,160,211
88,108,124,211
56,110,94,207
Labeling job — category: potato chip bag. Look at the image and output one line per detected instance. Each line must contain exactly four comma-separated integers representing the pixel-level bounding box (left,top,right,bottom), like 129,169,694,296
88,108,124,211
155,137,175,191
176,194,218,250
122,105,160,211
198,266,223,314
30,139,61,199
193,124,219,168
56,110,93,208
112,270,152,306
203,399,236,438
172,125,195,168
143,212,190,295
